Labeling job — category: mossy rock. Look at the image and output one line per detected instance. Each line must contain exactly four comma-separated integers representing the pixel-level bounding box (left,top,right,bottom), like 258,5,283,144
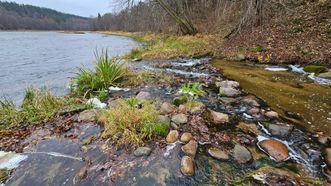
173,96,188,107
0,169,9,183
303,65,327,74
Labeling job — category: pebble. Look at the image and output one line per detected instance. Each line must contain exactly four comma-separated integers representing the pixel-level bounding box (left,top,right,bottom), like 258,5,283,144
166,130,179,143
180,133,193,143
180,156,195,176
208,147,229,160
134,147,152,157
171,114,188,125
233,144,252,164
181,140,198,158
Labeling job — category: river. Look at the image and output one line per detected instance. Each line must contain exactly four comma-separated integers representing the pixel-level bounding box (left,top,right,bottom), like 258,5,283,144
0,31,138,103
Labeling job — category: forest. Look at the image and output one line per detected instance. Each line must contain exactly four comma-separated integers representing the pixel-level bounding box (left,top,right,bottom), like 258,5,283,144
0,1,90,30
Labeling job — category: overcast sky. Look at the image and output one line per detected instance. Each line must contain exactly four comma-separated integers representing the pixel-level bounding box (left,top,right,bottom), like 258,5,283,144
8,0,119,17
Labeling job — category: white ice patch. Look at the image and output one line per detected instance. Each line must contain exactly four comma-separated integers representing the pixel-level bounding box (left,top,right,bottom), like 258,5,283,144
0,151,28,170
25,152,82,161
163,142,178,157
243,113,253,119
308,73,331,86
86,98,107,109
257,122,271,135
265,66,288,72
288,65,306,74
109,86,130,92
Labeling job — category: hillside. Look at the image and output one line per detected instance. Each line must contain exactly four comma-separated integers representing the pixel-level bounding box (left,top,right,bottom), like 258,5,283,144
0,1,90,30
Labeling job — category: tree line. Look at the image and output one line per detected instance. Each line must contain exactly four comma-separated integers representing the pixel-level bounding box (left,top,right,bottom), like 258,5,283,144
91,0,323,36
0,1,90,30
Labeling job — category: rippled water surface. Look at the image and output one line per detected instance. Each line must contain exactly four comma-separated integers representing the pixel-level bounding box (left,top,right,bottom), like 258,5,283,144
0,31,138,103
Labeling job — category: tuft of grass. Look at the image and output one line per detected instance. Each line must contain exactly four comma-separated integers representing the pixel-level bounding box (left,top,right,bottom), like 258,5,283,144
179,83,206,96
98,99,168,145
97,88,108,102
0,87,78,130
71,49,125,97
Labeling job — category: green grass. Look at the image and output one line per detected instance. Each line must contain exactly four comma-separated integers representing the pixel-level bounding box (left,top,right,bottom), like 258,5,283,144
179,83,206,96
98,98,169,145
71,49,126,97
0,87,78,130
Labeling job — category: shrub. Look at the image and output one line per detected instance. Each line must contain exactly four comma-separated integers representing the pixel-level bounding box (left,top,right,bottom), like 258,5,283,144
72,49,125,97
98,99,168,145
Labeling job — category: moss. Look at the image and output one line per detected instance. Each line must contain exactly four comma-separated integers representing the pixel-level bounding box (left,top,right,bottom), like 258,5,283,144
303,65,327,74
173,96,188,106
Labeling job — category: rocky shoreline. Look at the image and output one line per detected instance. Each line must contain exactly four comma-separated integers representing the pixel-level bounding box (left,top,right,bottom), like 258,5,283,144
0,58,330,185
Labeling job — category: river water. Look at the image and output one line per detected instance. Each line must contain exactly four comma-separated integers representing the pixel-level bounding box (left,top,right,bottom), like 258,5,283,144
0,31,138,103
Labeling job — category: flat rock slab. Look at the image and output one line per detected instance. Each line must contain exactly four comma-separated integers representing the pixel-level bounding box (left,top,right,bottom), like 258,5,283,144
259,139,289,162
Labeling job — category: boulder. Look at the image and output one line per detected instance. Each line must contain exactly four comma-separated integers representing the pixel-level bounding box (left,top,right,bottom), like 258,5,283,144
265,111,279,119
208,147,229,160
233,144,252,164
180,156,195,176
237,122,260,136
219,87,241,97
180,132,193,143
171,114,188,125
259,139,289,162
160,102,176,114
157,115,171,125
136,91,152,102
210,110,229,124
181,140,198,158
267,123,293,138
166,130,179,143
78,109,97,122
216,80,240,89
134,147,152,157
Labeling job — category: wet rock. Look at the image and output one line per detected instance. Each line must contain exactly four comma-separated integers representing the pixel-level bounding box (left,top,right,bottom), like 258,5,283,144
242,96,260,107
208,147,229,160
324,148,331,169
173,96,188,107
216,80,240,89
134,147,152,157
318,72,331,79
233,144,252,164
210,110,229,124
248,108,260,115
136,91,152,102
157,115,171,125
265,111,279,119
237,122,260,136
180,132,193,143
160,102,176,114
78,109,97,122
219,87,241,97
171,114,188,125
259,140,289,162
180,156,195,176
219,97,237,105
267,123,293,138
181,140,198,158
285,111,304,120
166,130,179,143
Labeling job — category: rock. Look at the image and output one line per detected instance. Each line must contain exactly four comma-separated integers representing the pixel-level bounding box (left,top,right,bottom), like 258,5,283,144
76,167,88,181
157,115,171,125
171,114,188,125
259,140,289,162
178,105,187,113
324,148,331,169
136,91,152,102
108,98,122,109
267,123,293,138
173,96,188,107
318,136,329,145
86,98,107,109
248,108,260,115
134,147,152,157
237,53,246,61
237,122,260,136
219,97,237,105
160,102,176,114
170,122,178,130
210,110,229,124
265,111,279,119
216,80,240,89
0,169,9,183
285,111,304,120
180,132,193,143
318,72,331,79
219,87,241,97
78,109,97,122
180,156,195,176
208,147,229,160
303,65,327,74
181,140,198,158
242,96,260,107
166,130,179,143
233,144,252,164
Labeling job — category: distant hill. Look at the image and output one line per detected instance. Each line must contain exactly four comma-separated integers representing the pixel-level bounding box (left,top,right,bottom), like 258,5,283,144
0,1,91,30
